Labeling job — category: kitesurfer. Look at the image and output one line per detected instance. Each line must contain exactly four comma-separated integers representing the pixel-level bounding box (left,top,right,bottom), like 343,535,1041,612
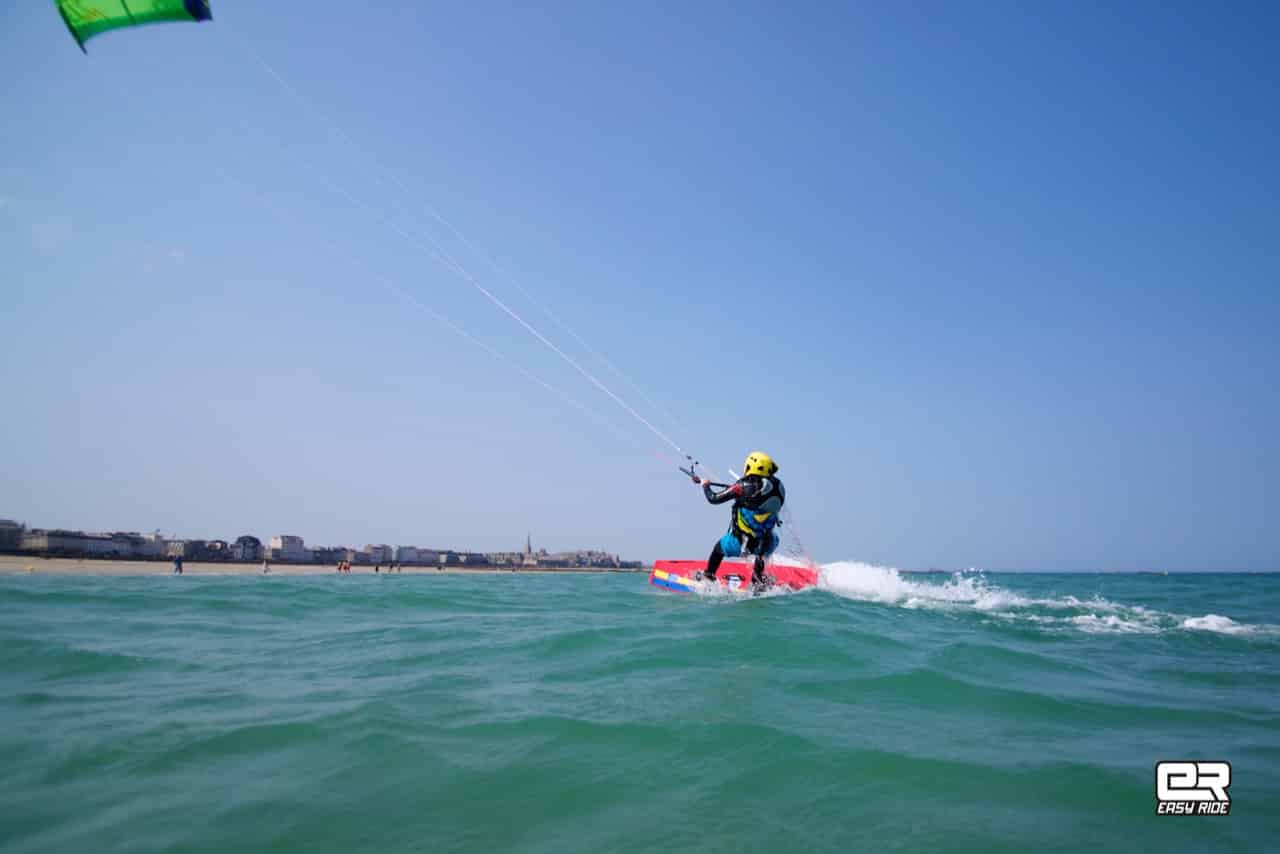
694,451,784,589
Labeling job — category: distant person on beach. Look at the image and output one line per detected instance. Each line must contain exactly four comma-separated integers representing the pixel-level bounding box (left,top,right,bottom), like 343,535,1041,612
262,559,270,575
692,451,784,590
172,555,183,575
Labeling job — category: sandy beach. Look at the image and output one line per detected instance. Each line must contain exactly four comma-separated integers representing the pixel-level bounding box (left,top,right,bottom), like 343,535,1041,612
0,555,647,577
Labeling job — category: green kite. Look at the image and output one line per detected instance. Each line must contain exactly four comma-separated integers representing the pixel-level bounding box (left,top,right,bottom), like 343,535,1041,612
55,1,212,52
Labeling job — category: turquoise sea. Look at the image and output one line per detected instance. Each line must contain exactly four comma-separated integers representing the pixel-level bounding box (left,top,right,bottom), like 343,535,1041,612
1,564,1277,853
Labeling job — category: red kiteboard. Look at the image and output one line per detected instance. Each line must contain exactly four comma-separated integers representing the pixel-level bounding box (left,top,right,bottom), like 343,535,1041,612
649,559,819,594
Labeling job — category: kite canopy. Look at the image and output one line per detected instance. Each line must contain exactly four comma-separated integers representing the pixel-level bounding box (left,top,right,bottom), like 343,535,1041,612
56,1,212,52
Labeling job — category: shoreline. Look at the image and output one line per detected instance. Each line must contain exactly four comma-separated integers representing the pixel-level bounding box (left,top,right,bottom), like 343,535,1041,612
0,555,649,577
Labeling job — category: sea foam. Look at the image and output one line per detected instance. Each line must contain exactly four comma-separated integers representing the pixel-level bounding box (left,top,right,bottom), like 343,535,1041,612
817,561,1276,637
1180,614,1259,635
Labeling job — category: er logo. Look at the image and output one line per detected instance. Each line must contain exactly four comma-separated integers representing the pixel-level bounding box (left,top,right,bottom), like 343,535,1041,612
1155,761,1231,816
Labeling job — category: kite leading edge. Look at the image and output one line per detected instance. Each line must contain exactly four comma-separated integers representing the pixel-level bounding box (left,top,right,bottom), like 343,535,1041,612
56,1,212,52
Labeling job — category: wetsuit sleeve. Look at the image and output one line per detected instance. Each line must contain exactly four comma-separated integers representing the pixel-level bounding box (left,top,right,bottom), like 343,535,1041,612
704,481,742,505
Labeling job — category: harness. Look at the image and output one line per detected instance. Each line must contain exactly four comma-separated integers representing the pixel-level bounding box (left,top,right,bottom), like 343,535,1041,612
729,476,785,540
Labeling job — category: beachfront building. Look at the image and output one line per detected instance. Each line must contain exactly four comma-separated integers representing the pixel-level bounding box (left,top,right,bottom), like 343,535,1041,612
312,547,347,565
74,533,108,556
22,530,90,555
232,536,262,561
7,519,644,568
0,520,24,551
137,532,168,558
204,540,231,560
339,548,382,565
104,532,151,557
484,537,640,569
269,535,313,563
167,539,208,559
543,550,622,568
20,529,146,558
394,545,444,565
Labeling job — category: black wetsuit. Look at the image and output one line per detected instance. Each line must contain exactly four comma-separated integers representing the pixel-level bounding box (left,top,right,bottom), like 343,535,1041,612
703,474,785,585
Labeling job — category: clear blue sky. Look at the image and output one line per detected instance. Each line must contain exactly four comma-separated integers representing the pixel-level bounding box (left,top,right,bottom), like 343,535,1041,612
2,1,1277,570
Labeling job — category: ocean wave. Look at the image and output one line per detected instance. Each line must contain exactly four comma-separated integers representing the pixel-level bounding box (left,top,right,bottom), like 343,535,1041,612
1180,613,1272,636
817,561,1035,611
1068,613,1161,634
817,561,1278,638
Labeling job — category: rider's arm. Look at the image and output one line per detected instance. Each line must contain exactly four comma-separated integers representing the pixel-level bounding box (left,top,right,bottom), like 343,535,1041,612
703,480,742,504
703,478,766,504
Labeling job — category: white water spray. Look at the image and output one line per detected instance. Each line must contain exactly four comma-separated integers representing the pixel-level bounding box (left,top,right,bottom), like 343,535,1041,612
817,561,1279,637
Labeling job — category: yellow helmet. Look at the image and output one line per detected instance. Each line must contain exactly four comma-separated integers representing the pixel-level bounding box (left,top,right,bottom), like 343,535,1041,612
743,451,778,478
